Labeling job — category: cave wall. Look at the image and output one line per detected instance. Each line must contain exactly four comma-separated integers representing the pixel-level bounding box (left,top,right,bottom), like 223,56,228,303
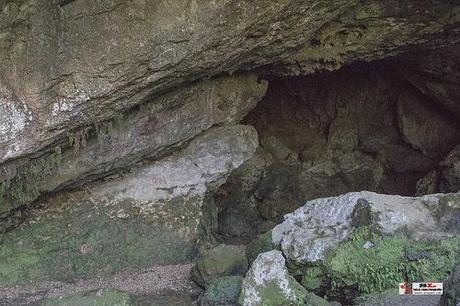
0,1,460,302
216,61,460,241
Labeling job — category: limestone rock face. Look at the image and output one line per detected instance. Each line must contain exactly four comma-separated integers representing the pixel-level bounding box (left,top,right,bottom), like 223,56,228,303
272,192,459,265
1,0,459,165
0,125,258,286
0,73,267,218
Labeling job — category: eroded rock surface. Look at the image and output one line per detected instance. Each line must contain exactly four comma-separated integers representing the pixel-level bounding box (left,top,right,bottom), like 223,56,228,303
239,250,328,306
0,73,267,219
0,125,258,286
216,63,460,243
272,191,459,264
1,0,459,165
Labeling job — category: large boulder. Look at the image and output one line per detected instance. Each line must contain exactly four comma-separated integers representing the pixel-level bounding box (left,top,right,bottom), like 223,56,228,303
272,192,459,265
192,244,248,288
239,250,329,306
258,192,460,302
200,276,243,306
0,125,258,286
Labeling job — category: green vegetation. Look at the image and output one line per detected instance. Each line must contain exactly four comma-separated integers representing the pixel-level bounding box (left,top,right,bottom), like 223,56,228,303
203,276,243,305
192,244,247,287
0,200,197,287
245,230,278,264
6,148,63,207
323,227,460,295
301,266,325,291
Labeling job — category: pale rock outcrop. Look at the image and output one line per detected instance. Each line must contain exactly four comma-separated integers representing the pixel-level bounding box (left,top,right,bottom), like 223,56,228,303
0,73,267,219
272,191,459,265
239,250,328,306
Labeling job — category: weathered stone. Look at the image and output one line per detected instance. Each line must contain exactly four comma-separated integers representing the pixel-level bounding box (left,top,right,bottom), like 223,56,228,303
397,88,460,159
1,0,459,167
416,170,441,196
271,3,460,76
272,192,460,265
192,244,248,288
0,73,267,218
215,147,274,241
0,125,258,286
200,276,243,306
239,250,329,306
440,145,460,193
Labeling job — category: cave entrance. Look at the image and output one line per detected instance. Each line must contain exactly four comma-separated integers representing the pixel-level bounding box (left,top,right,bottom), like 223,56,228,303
214,60,460,244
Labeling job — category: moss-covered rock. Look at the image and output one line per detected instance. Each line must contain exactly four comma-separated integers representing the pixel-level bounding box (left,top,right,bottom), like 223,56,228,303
245,231,278,264
192,244,248,288
239,250,329,306
201,276,243,306
0,125,258,287
0,196,198,287
272,192,460,265
41,289,134,306
295,227,460,302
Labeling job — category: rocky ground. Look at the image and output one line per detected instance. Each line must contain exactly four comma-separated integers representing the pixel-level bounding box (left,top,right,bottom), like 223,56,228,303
0,264,196,306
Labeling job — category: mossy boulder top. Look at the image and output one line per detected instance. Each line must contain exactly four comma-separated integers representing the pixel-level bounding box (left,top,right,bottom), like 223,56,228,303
192,244,248,288
271,191,460,265
239,250,329,306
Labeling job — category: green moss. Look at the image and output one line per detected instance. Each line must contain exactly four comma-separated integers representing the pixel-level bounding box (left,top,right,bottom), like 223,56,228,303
246,231,278,264
324,227,460,295
0,182,6,214
5,149,63,208
301,266,325,291
192,244,247,287
203,276,242,305
41,289,134,306
0,200,197,287
256,280,305,306
243,278,329,306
